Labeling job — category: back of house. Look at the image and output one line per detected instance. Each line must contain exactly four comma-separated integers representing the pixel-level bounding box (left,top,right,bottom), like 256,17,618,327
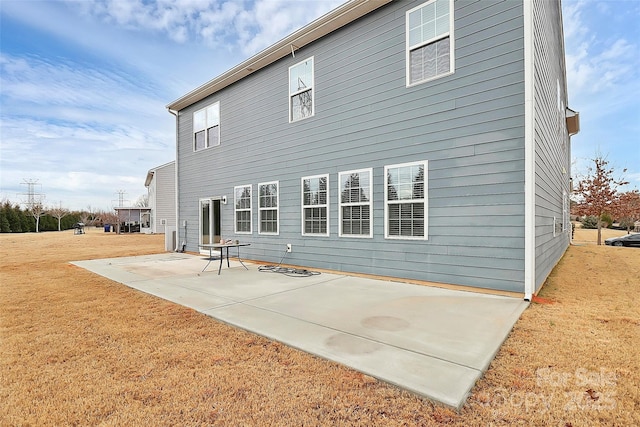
167,0,576,298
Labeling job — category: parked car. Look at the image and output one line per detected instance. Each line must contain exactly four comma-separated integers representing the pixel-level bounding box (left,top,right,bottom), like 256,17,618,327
604,233,640,247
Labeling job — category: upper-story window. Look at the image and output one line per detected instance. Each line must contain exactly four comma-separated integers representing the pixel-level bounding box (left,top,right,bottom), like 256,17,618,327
193,102,220,151
406,0,454,86
289,57,314,122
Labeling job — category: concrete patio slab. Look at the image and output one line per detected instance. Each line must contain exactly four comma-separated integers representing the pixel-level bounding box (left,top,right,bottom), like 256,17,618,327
72,252,528,409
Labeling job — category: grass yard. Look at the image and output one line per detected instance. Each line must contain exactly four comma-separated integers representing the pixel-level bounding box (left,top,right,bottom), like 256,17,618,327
1,226,638,426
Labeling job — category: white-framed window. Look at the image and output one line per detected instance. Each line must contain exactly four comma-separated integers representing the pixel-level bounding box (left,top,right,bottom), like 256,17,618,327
258,181,279,234
302,174,329,236
193,102,220,151
339,169,373,238
234,184,252,234
289,57,314,122
406,0,454,86
385,161,428,239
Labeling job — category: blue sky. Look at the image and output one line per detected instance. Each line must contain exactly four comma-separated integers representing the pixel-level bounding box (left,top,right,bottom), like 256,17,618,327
1,0,638,212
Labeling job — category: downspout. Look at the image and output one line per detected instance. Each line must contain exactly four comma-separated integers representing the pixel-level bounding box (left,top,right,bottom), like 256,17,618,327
167,107,181,252
523,0,535,301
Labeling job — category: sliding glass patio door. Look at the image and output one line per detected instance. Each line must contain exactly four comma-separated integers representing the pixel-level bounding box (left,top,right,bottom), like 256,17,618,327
200,198,221,249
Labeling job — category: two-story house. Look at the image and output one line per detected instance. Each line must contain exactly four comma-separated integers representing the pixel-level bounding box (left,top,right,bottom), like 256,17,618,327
144,160,176,234
166,0,578,300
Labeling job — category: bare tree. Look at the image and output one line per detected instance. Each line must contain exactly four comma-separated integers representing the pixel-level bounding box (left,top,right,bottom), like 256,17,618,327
135,194,149,207
573,156,628,245
48,202,69,231
28,201,47,233
615,190,640,233
85,205,98,226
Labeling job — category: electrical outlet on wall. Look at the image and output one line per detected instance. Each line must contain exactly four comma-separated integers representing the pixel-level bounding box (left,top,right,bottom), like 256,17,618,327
286,244,292,253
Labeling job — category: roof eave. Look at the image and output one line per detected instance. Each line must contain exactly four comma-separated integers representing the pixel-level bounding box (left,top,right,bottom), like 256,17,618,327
166,0,392,111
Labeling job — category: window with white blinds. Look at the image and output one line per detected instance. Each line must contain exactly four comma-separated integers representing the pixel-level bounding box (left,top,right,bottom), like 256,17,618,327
385,161,428,239
234,185,252,234
258,181,279,234
339,169,372,238
406,0,454,86
302,174,329,235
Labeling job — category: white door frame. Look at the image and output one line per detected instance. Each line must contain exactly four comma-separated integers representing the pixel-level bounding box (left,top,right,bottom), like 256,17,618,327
199,197,223,254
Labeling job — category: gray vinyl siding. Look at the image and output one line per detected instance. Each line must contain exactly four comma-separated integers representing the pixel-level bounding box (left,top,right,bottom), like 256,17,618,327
532,0,571,291
152,162,176,232
176,0,527,292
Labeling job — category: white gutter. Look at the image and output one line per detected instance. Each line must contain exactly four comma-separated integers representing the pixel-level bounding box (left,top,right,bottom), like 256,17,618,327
166,0,392,111
523,0,535,301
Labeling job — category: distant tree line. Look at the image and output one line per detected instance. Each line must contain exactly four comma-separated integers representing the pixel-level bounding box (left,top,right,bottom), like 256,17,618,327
0,200,118,233
0,200,77,233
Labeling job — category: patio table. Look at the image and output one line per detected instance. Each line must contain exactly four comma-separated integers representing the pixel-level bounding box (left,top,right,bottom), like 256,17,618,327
199,243,250,275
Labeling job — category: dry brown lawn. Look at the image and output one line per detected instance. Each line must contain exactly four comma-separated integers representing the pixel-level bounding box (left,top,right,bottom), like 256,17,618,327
1,226,638,426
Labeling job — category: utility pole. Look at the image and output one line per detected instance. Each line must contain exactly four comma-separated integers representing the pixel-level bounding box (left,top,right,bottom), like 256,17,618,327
19,179,44,209
113,190,128,208
19,179,46,232
112,190,129,234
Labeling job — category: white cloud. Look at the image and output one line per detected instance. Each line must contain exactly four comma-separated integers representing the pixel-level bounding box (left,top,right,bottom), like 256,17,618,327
563,0,639,97
565,39,636,95
79,0,219,43
561,0,585,40
0,53,165,119
0,52,174,210
76,0,343,55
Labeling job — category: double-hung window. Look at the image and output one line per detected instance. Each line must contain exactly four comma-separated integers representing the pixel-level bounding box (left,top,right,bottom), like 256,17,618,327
406,0,454,86
258,181,279,234
289,57,314,122
385,161,428,239
193,102,220,151
234,185,252,234
302,174,328,235
339,169,372,238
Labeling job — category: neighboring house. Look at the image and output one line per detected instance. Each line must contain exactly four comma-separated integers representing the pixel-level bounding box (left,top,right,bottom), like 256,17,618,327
166,0,579,300
114,207,151,233
145,161,176,234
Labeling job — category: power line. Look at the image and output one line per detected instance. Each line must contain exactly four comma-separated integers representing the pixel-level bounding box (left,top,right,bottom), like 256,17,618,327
19,179,44,208
112,190,129,207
